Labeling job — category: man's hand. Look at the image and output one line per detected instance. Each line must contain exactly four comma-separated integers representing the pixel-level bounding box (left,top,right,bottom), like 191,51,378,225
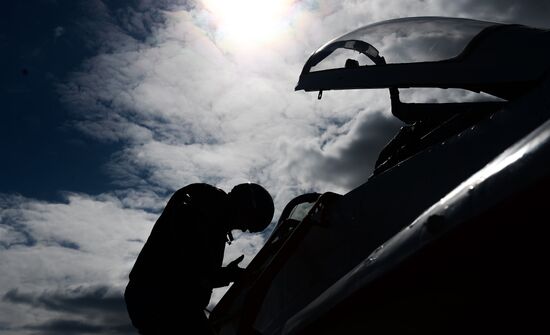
227,255,244,268
226,255,246,282
211,255,249,288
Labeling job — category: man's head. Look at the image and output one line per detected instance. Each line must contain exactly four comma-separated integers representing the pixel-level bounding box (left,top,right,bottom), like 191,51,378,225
228,183,274,233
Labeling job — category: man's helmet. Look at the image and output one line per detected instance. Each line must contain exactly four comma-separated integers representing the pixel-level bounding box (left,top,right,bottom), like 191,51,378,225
229,183,274,233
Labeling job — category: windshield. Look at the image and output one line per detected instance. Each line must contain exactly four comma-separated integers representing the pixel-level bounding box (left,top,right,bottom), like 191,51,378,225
288,201,316,221
310,17,498,72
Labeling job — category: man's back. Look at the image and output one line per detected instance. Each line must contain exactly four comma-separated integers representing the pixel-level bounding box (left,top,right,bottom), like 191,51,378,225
125,183,229,333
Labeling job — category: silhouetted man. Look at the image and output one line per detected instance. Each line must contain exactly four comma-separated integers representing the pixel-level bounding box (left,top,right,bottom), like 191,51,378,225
125,183,274,334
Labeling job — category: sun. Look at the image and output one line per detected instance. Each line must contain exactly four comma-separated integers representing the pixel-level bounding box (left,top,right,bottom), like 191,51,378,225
202,0,292,49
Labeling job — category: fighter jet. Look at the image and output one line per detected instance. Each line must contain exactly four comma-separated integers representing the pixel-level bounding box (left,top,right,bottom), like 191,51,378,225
210,17,550,334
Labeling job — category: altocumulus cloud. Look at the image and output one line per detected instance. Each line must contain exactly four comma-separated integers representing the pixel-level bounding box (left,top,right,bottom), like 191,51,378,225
0,192,156,333
58,0,401,197
2,0,549,333
4,285,133,334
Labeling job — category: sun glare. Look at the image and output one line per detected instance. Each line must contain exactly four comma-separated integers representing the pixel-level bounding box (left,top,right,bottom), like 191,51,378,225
203,0,292,49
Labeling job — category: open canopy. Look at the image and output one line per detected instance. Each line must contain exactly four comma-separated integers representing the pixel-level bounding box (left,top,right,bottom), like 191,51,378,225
296,17,550,100
305,17,496,72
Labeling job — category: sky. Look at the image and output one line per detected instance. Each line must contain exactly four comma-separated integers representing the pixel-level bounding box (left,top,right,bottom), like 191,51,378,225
1,0,549,334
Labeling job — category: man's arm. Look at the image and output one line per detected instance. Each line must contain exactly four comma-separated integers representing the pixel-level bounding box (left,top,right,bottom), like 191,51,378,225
210,255,246,288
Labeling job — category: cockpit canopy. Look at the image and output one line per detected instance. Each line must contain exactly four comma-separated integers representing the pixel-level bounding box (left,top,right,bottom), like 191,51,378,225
305,17,496,72
296,17,550,101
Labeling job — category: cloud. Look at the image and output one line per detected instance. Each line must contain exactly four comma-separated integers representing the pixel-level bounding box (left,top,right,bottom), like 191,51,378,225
443,0,550,27
3,285,135,334
278,109,403,191
59,4,398,203
0,191,157,333
4,285,125,315
25,319,134,335
3,285,134,334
